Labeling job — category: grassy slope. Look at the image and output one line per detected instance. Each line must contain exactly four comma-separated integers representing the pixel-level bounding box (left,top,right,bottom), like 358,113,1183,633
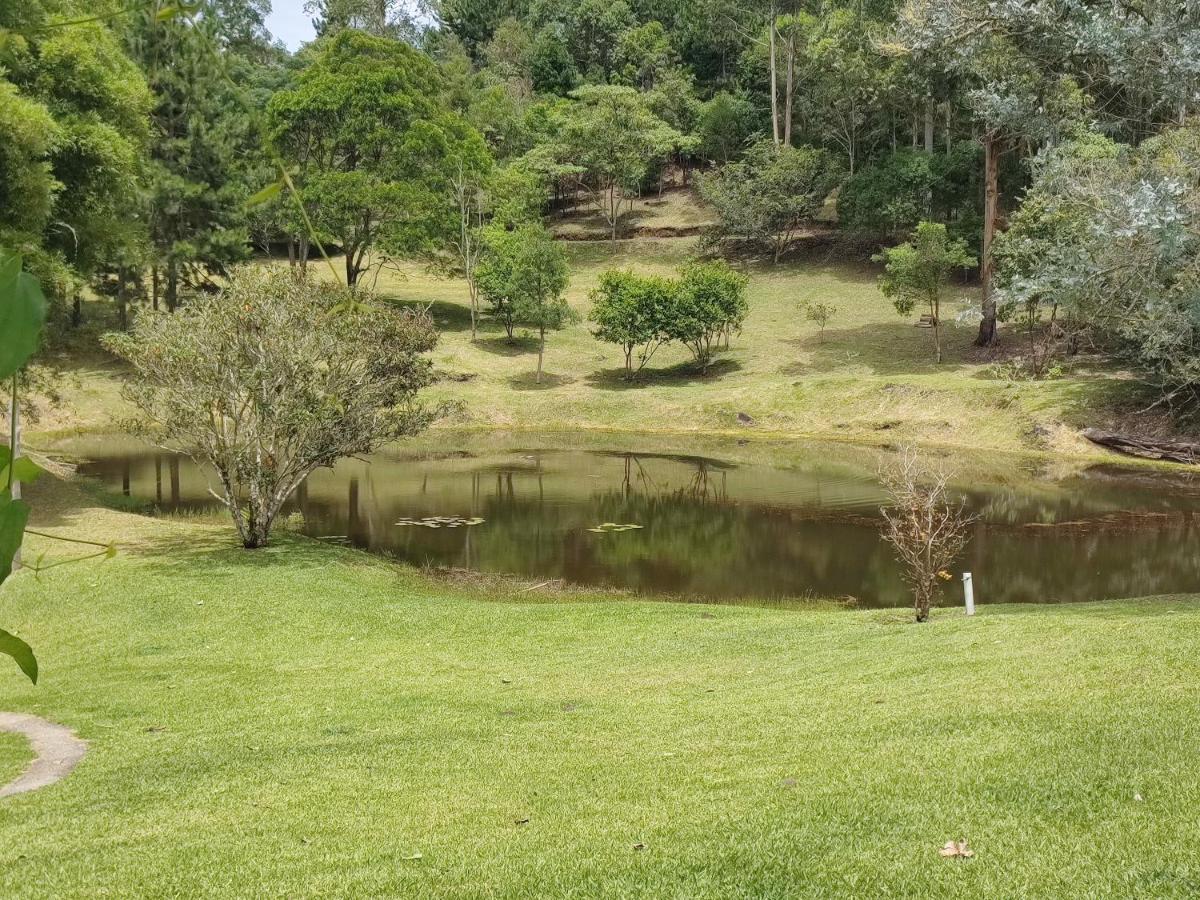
33,235,1137,461
0,478,1197,897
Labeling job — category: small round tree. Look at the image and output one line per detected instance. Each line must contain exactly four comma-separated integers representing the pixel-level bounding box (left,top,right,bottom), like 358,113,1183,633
589,269,676,378
477,224,573,383
670,260,749,372
105,267,438,548
874,221,974,364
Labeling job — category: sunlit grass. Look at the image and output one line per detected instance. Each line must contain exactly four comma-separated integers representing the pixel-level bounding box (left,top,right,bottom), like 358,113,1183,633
34,232,1140,460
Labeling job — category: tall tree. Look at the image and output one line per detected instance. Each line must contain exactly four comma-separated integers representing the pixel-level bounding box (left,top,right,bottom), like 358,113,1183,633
268,29,477,287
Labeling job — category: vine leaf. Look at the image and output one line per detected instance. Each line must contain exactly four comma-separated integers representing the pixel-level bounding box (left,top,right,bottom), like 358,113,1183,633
0,629,37,684
0,250,48,381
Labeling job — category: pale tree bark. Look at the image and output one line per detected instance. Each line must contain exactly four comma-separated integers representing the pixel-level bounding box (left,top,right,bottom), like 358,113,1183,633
769,2,781,146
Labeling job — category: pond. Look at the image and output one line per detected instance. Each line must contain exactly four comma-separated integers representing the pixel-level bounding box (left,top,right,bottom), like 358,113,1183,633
72,433,1200,608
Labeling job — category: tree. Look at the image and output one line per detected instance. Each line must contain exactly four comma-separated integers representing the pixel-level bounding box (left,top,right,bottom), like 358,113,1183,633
418,132,494,340
699,139,841,262
104,268,439,549
305,0,419,41
880,447,974,623
669,260,748,372
530,26,579,95
802,299,835,342
1,2,151,332
267,30,474,287
696,92,757,165
476,224,572,382
590,270,677,377
558,85,682,243
994,125,1200,408
127,2,252,311
874,221,974,364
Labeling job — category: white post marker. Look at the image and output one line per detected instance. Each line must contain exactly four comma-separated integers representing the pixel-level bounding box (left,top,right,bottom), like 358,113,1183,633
962,572,975,616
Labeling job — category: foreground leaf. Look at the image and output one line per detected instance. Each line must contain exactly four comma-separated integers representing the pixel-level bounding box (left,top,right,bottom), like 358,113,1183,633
0,628,37,683
0,492,30,588
0,251,48,380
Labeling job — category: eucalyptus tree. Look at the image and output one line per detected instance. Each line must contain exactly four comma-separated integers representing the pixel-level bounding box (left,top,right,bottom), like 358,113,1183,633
890,0,1200,345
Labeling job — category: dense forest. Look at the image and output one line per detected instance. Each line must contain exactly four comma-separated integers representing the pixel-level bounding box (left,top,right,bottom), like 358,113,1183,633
4,0,1200,407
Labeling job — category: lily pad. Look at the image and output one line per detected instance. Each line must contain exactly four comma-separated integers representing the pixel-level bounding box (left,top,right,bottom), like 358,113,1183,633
395,516,486,528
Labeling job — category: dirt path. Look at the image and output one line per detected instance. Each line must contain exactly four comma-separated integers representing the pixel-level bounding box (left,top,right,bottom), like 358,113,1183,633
0,712,87,798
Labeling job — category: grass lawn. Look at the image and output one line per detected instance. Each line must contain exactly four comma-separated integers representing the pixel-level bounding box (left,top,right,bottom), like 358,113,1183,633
0,477,1197,897
32,226,1143,462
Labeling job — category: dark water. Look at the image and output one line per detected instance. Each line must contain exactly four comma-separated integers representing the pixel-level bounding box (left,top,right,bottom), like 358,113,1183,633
75,437,1200,607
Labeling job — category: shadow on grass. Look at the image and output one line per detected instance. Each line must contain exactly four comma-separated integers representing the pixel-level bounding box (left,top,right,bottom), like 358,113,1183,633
388,298,484,334
507,371,575,390
780,322,975,377
122,528,360,579
476,335,540,357
584,357,743,390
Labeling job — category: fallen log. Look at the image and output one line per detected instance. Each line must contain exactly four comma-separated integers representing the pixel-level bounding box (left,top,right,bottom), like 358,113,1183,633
1081,428,1200,464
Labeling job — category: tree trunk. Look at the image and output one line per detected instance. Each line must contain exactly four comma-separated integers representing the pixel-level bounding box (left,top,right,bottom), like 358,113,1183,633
783,36,794,147
769,5,781,146
71,292,82,328
346,252,358,287
287,237,297,268
536,326,545,384
976,130,1001,347
923,100,935,153
151,265,160,312
166,260,178,312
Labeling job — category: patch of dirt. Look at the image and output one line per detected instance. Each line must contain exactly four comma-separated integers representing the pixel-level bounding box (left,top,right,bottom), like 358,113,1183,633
0,712,88,798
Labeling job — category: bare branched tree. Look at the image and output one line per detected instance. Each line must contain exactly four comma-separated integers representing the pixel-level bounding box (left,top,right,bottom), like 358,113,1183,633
879,448,976,622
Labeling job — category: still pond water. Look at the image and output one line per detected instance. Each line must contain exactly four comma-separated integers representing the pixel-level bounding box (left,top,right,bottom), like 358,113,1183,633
75,436,1200,608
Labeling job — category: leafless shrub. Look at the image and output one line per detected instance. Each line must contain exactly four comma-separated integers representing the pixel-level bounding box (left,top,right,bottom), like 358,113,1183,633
879,448,976,622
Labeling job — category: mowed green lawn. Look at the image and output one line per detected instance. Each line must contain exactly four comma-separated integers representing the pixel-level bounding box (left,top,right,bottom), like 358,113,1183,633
0,480,1197,897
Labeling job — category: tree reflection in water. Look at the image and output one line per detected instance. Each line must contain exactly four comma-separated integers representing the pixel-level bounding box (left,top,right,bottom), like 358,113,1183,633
83,445,1200,608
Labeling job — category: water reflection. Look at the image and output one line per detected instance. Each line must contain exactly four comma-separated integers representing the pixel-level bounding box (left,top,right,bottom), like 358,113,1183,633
79,442,1200,607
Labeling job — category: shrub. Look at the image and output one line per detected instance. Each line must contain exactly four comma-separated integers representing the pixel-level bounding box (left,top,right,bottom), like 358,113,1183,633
104,267,438,548
589,270,677,377
669,260,748,372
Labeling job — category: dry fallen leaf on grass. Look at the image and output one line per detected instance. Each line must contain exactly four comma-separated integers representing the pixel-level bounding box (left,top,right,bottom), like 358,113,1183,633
939,840,974,858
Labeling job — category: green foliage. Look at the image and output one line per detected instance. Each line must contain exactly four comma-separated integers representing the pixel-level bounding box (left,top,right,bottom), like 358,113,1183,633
994,125,1200,407
699,139,842,262
559,85,682,241
530,26,578,95
104,267,439,548
839,145,983,236
0,248,46,682
875,221,974,362
477,223,572,380
696,92,757,165
589,270,677,376
670,259,749,372
268,29,482,287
